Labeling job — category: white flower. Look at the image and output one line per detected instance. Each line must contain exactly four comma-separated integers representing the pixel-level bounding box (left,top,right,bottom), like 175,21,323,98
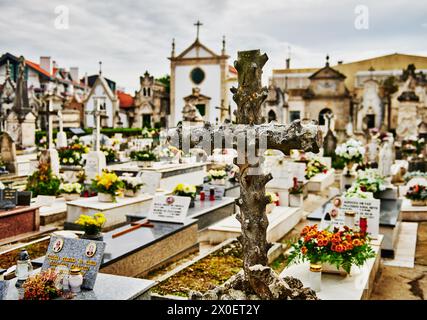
69,158,74,164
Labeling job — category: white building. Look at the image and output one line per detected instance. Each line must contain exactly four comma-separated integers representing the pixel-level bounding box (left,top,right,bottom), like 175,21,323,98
169,24,237,126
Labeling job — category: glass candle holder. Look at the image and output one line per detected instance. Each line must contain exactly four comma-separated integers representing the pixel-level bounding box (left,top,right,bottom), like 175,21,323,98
309,264,322,292
344,210,356,229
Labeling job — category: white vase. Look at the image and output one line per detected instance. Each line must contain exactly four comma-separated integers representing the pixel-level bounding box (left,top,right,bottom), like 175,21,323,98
62,193,80,201
98,193,114,202
211,178,226,185
125,189,141,197
289,194,303,207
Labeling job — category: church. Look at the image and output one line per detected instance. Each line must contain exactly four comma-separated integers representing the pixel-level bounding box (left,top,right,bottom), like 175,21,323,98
169,21,237,127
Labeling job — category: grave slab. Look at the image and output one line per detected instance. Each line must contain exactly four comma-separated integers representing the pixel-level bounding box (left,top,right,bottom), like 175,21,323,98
400,198,427,221
280,236,383,300
100,219,199,277
307,198,402,258
0,205,40,240
127,197,236,231
65,192,170,230
110,162,206,191
201,206,302,245
4,270,155,300
307,170,335,192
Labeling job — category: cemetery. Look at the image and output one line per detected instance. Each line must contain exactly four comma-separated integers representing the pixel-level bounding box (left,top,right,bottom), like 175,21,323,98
1,6,427,305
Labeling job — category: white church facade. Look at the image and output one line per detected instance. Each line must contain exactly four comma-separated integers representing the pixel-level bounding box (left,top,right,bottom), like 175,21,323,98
169,22,237,127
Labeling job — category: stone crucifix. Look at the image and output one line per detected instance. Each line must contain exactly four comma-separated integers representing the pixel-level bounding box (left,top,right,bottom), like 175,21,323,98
86,97,106,152
168,50,321,299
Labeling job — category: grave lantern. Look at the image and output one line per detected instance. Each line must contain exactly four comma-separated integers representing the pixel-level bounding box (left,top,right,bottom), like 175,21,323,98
15,249,33,288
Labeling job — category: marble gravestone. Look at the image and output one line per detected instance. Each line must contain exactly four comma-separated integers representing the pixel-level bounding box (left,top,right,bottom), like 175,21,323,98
42,236,106,290
56,110,68,149
378,138,394,177
0,132,17,174
366,139,379,165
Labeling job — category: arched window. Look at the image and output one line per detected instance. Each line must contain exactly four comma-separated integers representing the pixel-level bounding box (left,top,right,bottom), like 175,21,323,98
268,110,277,122
318,108,333,126
143,88,147,96
147,88,151,97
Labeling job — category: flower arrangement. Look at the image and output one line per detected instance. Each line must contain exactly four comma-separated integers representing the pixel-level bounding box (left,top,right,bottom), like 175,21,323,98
75,213,106,235
130,149,157,162
58,141,88,166
22,269,62,300
26,163,61,196
59,182,82,194
404,171,427,182
287,225,376,274
101,146,118,163
91,170,124,202
353,169,386,194
159,146,182,159
305,158,328,179
266,192,279,204
208,169,227,181
120,174,144,194
141,127,154,138
344,185,373,199
173,183,197,198
289,177,303,194
406,184,427,205
335,139,365,164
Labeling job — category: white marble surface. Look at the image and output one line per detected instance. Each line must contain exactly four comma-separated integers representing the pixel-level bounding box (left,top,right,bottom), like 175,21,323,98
203,206,302,244
401,198,427,212
4,271,155,300
280,239,382,300
383,222,418,268
67,194,153,210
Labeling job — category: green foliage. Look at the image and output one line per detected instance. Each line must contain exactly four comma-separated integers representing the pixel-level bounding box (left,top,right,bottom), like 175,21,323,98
332,155,346,170
26,164,61,196
156,74,170,93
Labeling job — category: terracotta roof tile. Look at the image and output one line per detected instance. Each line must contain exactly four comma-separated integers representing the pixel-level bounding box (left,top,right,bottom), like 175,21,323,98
117,91,134,108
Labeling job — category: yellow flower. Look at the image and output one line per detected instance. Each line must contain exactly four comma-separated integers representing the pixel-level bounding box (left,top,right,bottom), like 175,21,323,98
174,183,184,192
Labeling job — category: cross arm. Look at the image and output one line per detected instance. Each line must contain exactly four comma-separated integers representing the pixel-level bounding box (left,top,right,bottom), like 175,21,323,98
167,119,322,155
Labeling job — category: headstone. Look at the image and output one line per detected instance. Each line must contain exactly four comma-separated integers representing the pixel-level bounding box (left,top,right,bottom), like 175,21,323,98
321,196,380,238
56,111,68,148
42,236,105,290
366,138,379,164
323,130,337,158
85,151,107,183
137,171,162,195
147,195,190,224
378,138,394,177
0,132,17,174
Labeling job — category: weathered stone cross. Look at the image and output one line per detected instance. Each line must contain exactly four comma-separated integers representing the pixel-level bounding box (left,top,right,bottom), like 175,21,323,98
168,50,321,299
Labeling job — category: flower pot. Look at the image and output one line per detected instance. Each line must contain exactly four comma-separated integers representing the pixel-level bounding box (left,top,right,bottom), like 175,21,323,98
411,199,427,206
189,198,195,208
98,193,114,202
80,232,104,241
266,203,276,214
137,161,153,168
211,178,226,185
124,189,142,197
289,193,303,207
62,193,80,201
321,262,350,276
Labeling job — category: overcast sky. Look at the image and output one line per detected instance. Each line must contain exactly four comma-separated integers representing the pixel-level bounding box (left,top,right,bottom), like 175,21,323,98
1,0,427,92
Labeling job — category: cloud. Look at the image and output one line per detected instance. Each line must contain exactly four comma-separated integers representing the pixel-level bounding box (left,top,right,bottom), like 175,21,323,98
1,0,427,92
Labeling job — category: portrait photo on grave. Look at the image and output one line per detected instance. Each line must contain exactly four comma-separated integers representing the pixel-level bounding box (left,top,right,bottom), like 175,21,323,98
1,0,427,311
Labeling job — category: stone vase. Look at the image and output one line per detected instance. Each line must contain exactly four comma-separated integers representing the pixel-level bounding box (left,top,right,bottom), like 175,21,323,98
289,193,303,207
137,161,153,168
411,199,427,206
321,262,351,276
98,193,114,202
124,189,141,197
62,193,80,201
211,178,226,185
189,197,195,208
80,232,103,241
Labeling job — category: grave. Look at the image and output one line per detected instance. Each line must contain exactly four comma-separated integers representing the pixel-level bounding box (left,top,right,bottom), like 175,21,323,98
307,169,335,192
280,236,383,300
0,205,41,241
0,132,17,175
201,206,302,245
307,198,402,258
65,192,170,230
3,270,155,300
110,161,206,191
127,196,236,230
400,198,427,221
